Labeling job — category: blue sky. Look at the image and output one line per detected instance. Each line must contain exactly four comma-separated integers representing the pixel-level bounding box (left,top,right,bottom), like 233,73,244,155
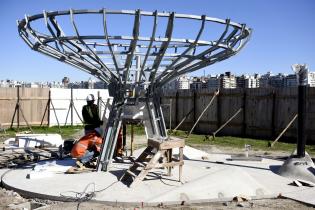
0,0,314,82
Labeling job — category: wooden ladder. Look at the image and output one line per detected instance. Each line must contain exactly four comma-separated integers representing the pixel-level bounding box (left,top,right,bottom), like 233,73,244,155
120,138,185,187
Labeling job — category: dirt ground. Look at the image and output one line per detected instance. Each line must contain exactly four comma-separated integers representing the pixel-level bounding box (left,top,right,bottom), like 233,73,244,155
0,133,314,210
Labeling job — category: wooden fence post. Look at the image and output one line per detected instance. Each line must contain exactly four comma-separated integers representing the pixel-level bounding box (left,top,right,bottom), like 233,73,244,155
271,90,276,138
242,90,247,137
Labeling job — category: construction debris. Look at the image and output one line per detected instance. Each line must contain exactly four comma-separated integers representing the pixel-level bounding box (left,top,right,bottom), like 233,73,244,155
5,133,63,148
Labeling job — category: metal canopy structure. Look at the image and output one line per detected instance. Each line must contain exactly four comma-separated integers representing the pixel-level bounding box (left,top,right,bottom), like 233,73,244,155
18,9,251,172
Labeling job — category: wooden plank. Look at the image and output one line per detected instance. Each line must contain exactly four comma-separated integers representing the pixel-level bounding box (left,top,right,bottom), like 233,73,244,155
147,138,185,150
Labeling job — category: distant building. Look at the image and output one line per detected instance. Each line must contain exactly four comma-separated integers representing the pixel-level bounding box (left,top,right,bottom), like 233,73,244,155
259,72,272,88
62,77,70,88
177,75,190,89
221,72,236,89
284,74,297,87
190,77,207,90
270,73,286,88
245,74,260,88
207,75,221,89
236,75,246,88
307,72,315,87
94,81,107,89
87,77,95,89
163,75,190,90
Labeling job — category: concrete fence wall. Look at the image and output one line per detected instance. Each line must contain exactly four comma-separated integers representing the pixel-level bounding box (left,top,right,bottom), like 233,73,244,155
161,88,315,143
0,88,110,128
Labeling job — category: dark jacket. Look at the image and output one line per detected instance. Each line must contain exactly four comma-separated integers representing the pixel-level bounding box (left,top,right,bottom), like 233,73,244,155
82,103,101,130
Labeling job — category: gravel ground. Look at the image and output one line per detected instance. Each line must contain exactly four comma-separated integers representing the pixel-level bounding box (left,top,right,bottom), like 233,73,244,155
0,132,314,210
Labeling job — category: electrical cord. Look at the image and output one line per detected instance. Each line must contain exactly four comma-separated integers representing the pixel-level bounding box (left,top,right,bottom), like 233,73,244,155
60,180,119,203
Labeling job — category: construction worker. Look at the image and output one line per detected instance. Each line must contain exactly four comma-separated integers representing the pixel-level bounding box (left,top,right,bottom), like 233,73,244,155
71,127,103,168
82,94,102,135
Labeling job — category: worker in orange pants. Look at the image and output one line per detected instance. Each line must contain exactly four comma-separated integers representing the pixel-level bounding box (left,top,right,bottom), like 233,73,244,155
71,128,103,168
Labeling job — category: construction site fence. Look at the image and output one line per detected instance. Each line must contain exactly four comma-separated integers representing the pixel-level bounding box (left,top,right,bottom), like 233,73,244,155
160,87,315,144
1,87,314,143
0,87,110,128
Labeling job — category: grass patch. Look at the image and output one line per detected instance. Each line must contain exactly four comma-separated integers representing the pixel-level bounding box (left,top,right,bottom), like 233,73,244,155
126,125,146,135
0,125,84,140
171,130,315,156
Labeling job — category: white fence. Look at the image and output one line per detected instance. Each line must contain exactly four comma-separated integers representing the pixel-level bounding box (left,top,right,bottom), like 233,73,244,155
49,88,111,126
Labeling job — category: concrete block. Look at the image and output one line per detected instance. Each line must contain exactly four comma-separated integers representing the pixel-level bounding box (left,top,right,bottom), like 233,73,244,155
278,152,315,184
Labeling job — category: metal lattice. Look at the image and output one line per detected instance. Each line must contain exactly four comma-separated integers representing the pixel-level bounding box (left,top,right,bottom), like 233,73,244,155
18,9,251,92
18,9,251,172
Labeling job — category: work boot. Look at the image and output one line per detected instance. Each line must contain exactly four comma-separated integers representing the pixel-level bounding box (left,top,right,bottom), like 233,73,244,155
84,161,97,169
75,160,85,169
116,148,124,157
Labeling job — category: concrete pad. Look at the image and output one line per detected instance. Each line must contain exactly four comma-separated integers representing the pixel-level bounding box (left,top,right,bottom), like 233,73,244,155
283,187,315,206
1,147,314,206
278,153,315,184
0,168,10,179
27,159,75,179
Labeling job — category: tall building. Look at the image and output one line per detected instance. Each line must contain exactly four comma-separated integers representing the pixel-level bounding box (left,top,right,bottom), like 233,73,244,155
270,73,286,88
177,75,190,89
259,72,272,88
307,72,315,87
62,77,70,88
221,72,236,88
207,75,221,89
244,74,260,88
190,77,207,90
162,75,190,90
284,74,297,87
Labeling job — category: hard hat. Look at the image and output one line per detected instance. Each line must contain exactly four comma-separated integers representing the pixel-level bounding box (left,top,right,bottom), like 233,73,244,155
86,94,95,102
94,127,103,135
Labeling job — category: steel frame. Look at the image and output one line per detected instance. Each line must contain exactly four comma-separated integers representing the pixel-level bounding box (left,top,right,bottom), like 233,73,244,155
18,9,251,171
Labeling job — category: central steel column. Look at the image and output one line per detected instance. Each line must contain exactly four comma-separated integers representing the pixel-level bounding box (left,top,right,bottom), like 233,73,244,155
297,85,307,157
295,64,308,158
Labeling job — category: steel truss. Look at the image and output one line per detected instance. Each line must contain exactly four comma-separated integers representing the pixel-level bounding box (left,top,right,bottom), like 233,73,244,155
18,9,251,171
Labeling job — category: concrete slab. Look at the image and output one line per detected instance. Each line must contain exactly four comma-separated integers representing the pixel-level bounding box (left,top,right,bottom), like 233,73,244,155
283,187,315,206
1,147,314,206
278,153,315,184
0,168,10,179
27,159,75,179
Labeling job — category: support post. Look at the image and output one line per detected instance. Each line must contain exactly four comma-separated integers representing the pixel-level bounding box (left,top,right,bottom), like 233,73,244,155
40,90,51,127
217,89,221,130
188,90,219,137
175,91,179,126
169,98,172,130
271,90,276,138
97,91,102,117
242,90,246,137
212,108,242,139
48,90,51,127
131,124,134,156
122,122,126,151
17,86,20,130
270,114,298,147
193,90,197,124
71,87,73,126
297,85,307,157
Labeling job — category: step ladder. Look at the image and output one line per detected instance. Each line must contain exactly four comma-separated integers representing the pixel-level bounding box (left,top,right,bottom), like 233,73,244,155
120,138,185,187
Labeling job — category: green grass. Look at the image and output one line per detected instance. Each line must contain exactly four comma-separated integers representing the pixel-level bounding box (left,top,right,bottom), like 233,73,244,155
126,125,146,135
171,130,315,156
0,125,84,140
